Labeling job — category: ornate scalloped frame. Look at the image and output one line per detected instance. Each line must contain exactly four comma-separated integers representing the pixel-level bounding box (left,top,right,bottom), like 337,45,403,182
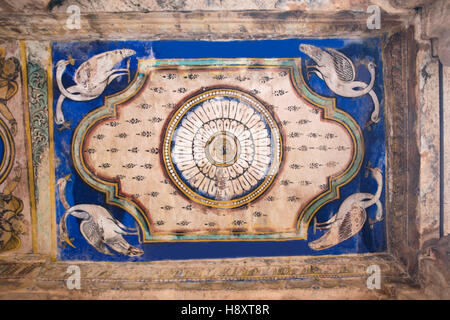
71,57,364,242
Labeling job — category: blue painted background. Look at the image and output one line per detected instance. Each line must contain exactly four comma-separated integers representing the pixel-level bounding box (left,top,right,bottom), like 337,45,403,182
52,39,385,262
0,129,5,171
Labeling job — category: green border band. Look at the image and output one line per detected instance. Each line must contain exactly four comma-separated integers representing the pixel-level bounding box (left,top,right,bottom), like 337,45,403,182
72,58,364,242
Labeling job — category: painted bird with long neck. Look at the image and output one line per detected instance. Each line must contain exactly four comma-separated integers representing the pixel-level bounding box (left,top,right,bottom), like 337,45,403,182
309,167,384,250
57,174,143,256
55,49,136,129
299,44,380,126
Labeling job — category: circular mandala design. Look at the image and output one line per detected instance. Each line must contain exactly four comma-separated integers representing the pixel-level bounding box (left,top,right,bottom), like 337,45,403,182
162,88,282,209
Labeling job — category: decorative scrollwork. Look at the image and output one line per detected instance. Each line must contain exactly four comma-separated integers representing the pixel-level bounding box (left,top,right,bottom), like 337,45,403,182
27,55,49,179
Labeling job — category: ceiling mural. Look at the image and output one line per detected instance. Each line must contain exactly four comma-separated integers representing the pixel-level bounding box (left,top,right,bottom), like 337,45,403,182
51,39,386,261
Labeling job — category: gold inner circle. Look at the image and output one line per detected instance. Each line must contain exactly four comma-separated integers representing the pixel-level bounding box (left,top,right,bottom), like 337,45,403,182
205,131,240,167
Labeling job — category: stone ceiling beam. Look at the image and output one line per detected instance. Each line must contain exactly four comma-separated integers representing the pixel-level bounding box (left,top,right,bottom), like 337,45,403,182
0,0,417,13
0,10,412,41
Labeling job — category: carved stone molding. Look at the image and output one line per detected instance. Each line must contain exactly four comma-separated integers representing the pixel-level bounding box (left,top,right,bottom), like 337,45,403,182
0,253,409,295
383,27,420,276
0,10,410,41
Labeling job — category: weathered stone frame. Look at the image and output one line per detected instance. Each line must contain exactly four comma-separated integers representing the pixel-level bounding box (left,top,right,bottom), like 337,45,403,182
383,27,421,279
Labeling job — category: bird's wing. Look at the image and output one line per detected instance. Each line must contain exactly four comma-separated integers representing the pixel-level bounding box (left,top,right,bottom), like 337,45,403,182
325,48,356,82
105,234,143,256
338,205,366,242
74,50,134,86
308,227,335,251
80,219,113,255
107,217,137,233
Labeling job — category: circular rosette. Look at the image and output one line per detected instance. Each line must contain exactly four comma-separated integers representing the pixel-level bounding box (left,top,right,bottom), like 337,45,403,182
162,88,282,209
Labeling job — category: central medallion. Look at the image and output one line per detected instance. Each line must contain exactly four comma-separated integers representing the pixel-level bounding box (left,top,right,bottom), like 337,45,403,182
204,131,240,167
162,88,282,209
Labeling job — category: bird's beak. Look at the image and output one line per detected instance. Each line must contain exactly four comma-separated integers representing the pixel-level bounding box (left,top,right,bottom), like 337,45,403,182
65,236,76,248
67,55,75,66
